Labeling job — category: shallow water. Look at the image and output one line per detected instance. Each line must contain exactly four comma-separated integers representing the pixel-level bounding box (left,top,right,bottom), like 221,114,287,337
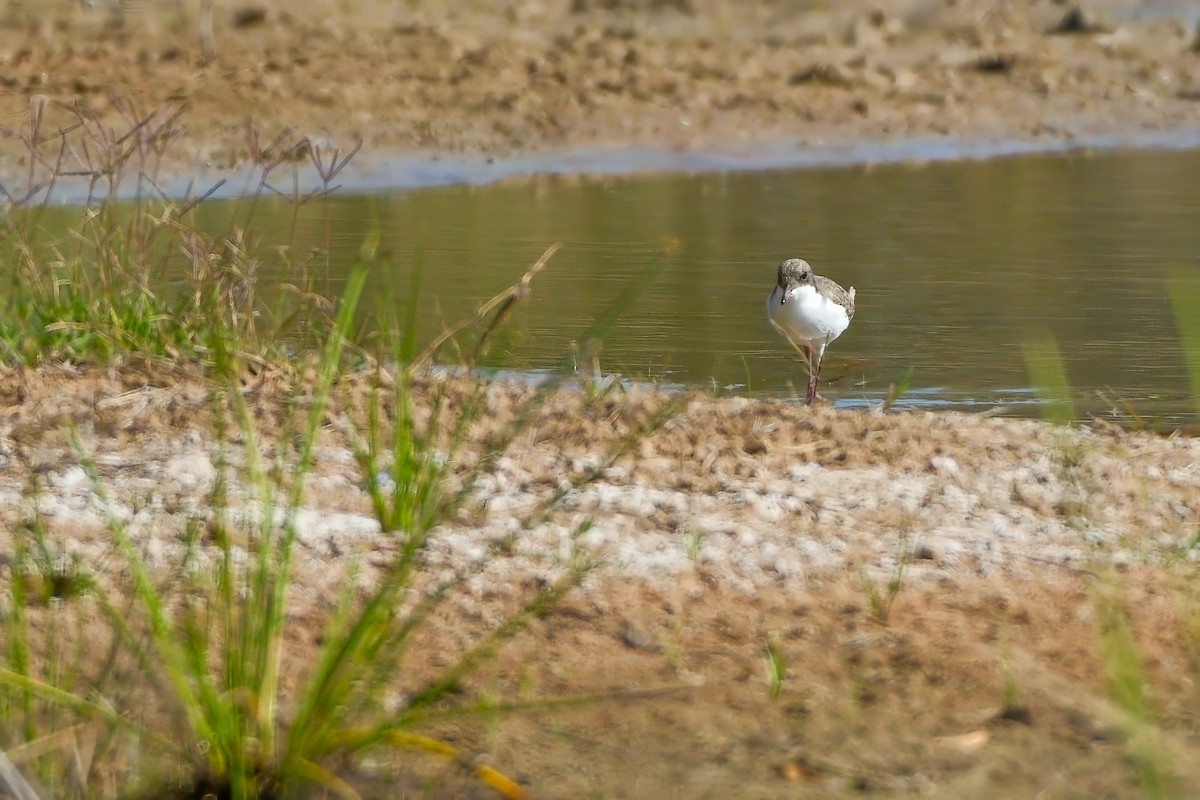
59,145,1200,424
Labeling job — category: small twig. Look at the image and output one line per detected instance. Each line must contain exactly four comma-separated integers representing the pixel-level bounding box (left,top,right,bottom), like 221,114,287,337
309,139,363,186
469,242,560,362
174,178,227,217
26,95,47,193
412,242,562,368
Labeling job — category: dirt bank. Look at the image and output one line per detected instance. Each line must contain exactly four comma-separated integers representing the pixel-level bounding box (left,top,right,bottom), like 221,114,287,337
3,364,1200,796
2,0,1199,184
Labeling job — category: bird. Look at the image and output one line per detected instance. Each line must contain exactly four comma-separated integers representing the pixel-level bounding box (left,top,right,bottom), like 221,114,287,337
766,257,856,405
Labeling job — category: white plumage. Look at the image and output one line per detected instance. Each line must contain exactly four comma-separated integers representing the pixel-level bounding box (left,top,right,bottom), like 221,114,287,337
766,258,856,404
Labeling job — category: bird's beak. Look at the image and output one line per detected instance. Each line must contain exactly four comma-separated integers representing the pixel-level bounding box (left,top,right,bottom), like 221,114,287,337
779,284,791,305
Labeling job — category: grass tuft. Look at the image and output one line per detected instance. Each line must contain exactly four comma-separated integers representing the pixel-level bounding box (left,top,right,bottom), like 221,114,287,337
0,99,674,798
0,98,349,368
1093,582,1179,798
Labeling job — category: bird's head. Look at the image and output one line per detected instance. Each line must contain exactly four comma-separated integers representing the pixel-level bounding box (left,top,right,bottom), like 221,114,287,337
776,258,814,304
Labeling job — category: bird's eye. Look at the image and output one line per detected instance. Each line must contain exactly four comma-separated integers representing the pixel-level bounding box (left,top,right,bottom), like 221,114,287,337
800,271,809,280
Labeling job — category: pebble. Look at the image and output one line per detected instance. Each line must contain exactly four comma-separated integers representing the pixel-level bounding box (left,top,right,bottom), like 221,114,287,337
4,370,1199,603
165,453,216,491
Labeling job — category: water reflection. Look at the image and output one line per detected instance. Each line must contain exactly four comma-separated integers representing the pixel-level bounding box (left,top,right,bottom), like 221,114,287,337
72,147,1200,424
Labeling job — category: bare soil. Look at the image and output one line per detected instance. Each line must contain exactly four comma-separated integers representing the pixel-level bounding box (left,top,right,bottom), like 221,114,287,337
3,2,1200,798
2,1,1200,181
3,364,1200,798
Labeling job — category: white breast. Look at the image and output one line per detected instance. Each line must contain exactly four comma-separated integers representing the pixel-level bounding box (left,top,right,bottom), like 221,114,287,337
765,284,851,346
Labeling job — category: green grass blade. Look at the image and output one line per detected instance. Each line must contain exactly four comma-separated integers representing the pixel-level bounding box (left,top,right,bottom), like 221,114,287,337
1021,331,1076,425
0,668,165,748
67,441,223,765
5,518,34,742
574,258,662,355
261,262,368,758
1165,265,1200,420
1093,584,1178,798
399,569,586,717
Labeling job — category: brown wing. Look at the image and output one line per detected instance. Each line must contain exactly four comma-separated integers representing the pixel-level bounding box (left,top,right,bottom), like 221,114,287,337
814,275,855,321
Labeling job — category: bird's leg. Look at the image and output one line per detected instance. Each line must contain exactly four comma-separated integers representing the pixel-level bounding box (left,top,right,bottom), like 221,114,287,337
801,344,819,405
806,338,830,405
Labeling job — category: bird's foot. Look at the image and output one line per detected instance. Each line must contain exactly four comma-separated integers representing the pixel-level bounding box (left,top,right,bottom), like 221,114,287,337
805,380,822,405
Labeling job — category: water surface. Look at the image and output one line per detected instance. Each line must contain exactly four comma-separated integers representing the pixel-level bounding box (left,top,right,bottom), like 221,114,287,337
123,146,1200,424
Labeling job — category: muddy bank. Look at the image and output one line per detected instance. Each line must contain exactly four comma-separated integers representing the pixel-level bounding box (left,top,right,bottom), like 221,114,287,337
2,0,1200,190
